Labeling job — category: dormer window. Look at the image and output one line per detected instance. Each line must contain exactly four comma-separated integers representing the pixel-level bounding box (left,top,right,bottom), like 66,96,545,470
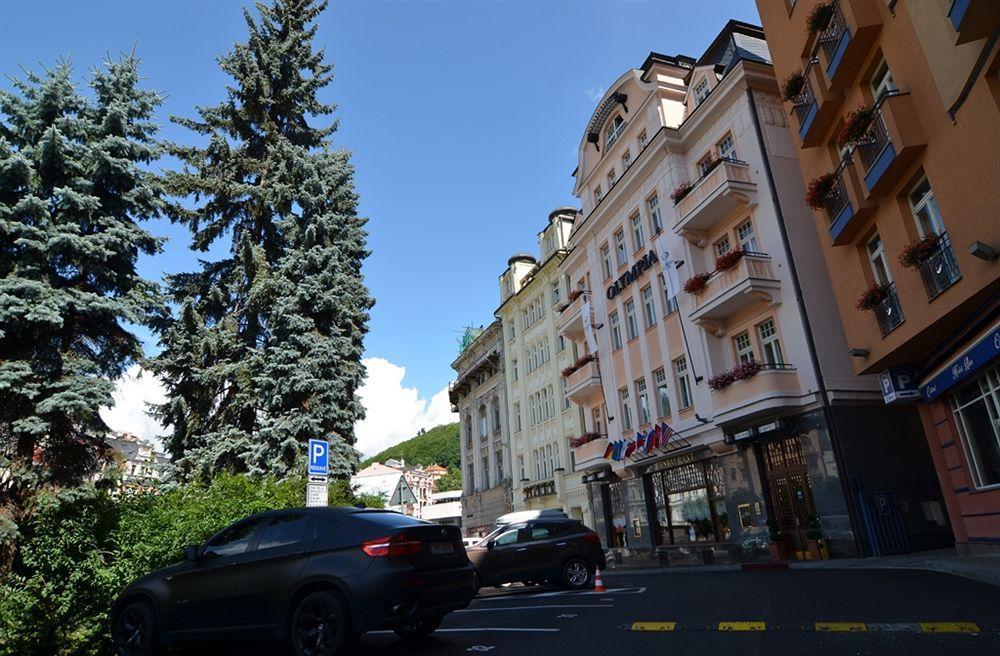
694,78,710,106
605,114,627,150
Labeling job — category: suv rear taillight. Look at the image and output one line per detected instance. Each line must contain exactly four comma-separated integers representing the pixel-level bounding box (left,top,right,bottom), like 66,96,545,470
582,533,601,544
362,534,422,557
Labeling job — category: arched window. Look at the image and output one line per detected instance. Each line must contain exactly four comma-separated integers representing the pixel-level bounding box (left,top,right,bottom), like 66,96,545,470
479,405,488,439
605,114,627,150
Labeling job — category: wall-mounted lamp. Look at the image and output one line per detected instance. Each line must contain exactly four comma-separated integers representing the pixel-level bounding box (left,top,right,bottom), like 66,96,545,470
848,348,870,358
969,240,998,262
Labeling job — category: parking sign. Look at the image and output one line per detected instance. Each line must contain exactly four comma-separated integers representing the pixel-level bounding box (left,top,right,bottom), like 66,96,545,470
307,439,329,477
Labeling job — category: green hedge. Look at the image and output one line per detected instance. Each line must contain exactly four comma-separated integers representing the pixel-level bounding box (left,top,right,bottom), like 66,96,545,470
0,475,383,656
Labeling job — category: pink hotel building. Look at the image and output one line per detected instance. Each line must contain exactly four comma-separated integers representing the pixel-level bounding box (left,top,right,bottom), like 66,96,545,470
556,21,951,562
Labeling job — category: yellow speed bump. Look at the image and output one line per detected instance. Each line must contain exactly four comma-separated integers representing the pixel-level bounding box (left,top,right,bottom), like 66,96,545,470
631,622,676,632
815,622,868,632
718,621,766,631
919,622,981,634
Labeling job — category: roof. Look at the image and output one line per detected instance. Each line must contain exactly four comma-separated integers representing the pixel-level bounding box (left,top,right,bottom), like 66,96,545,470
353,462,402,477
424,464,448,473
694,19,770,72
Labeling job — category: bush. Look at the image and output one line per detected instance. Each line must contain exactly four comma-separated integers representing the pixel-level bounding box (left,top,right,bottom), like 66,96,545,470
0,474,380,656
805,172,838,210
781,71,805,102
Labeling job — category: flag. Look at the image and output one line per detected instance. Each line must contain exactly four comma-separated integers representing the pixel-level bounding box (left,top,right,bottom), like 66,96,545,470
612,440,624,461
603,442,614,459
660,421,676,445
582,299,599,354
646,424,659,452
659,242,681,301
624,440,636,458
635,431,646,450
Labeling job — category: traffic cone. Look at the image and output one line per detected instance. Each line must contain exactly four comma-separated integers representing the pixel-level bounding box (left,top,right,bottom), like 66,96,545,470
593,567,606,592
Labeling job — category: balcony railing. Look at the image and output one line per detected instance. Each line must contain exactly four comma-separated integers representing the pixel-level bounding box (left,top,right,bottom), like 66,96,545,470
917,232,961,300
689,252,781,325
823,163,850,223
792,75,817,128
673,158,756,234
856,108,891,174
818,2,850,73
850,91,925,196
874,282,905,336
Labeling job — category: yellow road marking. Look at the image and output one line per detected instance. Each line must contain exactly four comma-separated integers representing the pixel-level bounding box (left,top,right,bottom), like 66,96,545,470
815,622,868,632
630,622,676,632
919,622,980,634
718,621,766,631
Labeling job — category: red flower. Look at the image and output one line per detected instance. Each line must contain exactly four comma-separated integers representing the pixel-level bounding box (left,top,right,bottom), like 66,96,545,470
838,105,876,148
807,2,834,34
898,234,939,269
708,371,735,391
805,173,838,210
671,182,694,204
714,249,746,272
683,272,712,295
855,283,890,312
782,72,805,102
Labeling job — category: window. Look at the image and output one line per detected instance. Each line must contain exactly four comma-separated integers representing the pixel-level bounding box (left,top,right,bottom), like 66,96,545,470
600,244,612,280
594,185,603,202
698,153,716,176
867,233,893,285
512,358,518,382
493,399,501,434
557,334,565,352
561,377,570,410
466,462,475,492
908,177,945,237
203,519,262,558
638,129,648,149
694,78,710,106
494,527,520,547
658,273,679,314
592,406,603,434
733,331,755,363
870,57,897,103
610,311,622,350
717,133,736,160
758,319,783,365
641,285,656,329
624,299,639,340
614,229,627,267
518,454,525,480
619,386,633,431
514,402,522,432
714,235,731,257
654,368,671,418
496,449,504,482
607,169,616,187
481,449,490,489
551,280,561,306
647,194,662,234
509,322,515,341
479,406,488,438
622,150,632,170
636,377,650,425
674,357,693,409
543,232,554,256
951,367,1000,488
605,114,627,150
630,212,645,252
737,220,758,253
465,416,473,444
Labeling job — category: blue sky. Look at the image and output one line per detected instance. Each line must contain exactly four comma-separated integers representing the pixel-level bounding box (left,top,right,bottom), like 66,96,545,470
1,0,761,451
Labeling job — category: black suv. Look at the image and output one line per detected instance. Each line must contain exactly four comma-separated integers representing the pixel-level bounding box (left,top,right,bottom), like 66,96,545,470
111,507,474,656
466,518,606,590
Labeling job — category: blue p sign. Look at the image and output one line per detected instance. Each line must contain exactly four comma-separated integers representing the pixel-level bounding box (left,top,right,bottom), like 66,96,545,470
308,439,329,476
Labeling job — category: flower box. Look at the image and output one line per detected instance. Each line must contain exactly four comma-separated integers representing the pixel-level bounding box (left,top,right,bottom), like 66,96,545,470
781,71,805,102
732,359,763,381
570,432,602,448
805,172,837,210
898,234,939,269
714,248,746,272
671,182,694,205
708,371,736,391
683,272,712,295
807,2,834,34
838,104,876,148
855,283,890,312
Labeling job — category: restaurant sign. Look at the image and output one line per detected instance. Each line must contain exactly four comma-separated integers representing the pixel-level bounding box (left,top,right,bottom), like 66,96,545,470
921,324,1000,401
606,250,659,300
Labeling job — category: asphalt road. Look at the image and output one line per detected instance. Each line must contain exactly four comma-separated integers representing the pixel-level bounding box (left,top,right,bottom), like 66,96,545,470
180,569,1000,656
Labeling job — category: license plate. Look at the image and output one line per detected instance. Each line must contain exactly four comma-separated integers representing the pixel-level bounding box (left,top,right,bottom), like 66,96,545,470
430,541,454,555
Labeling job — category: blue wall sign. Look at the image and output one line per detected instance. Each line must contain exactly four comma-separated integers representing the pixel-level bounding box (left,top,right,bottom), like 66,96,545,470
921,324,1000,402
307,439,329,477
878,367,920,404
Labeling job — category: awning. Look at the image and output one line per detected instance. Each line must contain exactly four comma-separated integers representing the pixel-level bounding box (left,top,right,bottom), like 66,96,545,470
920,322,1000,401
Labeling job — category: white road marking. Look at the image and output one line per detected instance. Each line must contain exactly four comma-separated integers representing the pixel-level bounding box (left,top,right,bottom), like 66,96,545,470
457,604,614,612
467,646,495,652
557,614,578,618
475,586,645,601
370,628,560,634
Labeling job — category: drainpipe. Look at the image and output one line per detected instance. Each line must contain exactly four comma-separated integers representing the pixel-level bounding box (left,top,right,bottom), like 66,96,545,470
745,86,865,556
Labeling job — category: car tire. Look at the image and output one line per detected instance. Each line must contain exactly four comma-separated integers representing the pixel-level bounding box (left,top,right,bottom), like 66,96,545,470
393,617,441,639
290,590,354,656
561,557,592,589
472,570,482,595
113,600,160,656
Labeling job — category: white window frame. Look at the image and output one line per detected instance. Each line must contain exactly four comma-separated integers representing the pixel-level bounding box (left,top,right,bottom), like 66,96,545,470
654,367,671,418
605,114,627,150
870,57,898,103
619,386,632,431
636,377,650,426
717,132,736,161
601,244,612,280
951,366,1000,489
908,176,945,238
757,318,784,366
614,229,627,267
610,311,622,350
733,330,755,364
641,285,656,329
694,78,710,106
624,299,639,340
867,233,893,286
674,357,693,409
647,193,662,234
630,211,645,252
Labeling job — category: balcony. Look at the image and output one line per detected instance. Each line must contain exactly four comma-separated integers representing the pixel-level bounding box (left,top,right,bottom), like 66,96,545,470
565,360,603,404
825,155,878,246
711,364,803,426
524,479,556,501
816,0,882,90
792,59,842,148
874,282,905,336
950,0,1000,45
917,232,962,300
558,292,586,341
673,159,757,237
689,253,781,331
572,435,610,472
853,92,926,197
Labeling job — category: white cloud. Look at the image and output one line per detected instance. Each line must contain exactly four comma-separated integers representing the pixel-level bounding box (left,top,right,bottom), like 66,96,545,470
355,357,457,458
100,364,168,447
585,85,606,103
99,357,456,460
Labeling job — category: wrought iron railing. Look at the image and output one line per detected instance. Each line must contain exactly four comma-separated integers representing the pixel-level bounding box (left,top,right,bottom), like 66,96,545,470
917,232,961,300
823,160,851,223
818,2,848,63
856,91,904,172
792,62,818,126
874,282,905,336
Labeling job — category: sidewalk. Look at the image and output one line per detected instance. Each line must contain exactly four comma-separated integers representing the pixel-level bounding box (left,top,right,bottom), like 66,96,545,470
604,548,1000,588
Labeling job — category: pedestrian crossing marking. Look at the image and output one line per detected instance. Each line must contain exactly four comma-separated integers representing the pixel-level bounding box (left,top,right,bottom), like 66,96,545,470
815,622,868,632
718,621,766,631
919,622,980,634
630,622,676,632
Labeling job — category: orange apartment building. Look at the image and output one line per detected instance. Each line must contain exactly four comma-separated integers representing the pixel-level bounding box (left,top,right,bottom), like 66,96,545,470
755,0,1000,554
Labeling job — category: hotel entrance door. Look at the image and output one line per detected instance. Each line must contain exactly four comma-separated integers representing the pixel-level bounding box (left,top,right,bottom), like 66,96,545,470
761,436,816,559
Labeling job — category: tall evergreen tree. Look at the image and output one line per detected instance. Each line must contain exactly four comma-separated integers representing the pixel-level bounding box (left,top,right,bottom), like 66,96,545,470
152,0,373,480
0,56,164,512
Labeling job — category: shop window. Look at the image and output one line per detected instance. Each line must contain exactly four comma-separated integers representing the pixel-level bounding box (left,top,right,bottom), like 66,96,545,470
648,458,730,546
654,367,671,418
608,481,628,547
951,365,1000,488
757,318,784,365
